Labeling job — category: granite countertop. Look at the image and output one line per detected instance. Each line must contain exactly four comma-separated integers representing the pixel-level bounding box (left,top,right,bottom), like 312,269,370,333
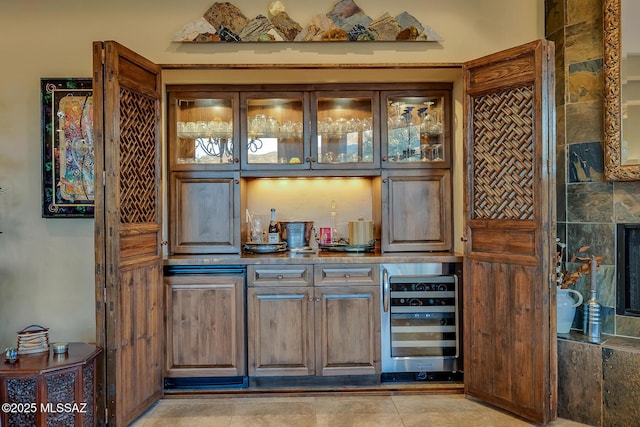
164,250,463,266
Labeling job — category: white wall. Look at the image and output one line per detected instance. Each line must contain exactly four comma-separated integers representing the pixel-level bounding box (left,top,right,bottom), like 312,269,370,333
0,0,543,349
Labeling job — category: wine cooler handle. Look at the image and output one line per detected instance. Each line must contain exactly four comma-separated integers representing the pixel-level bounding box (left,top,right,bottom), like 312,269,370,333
383,268,389,313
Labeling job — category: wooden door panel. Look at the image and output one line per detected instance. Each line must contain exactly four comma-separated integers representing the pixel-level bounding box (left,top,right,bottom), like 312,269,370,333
463,40,556,424
382,170,452,252
117,264,162,421
94,40,163,427
170,172,240,254
465,261,544,412
247,287,314,376
165,275,245,377
316,286,380,376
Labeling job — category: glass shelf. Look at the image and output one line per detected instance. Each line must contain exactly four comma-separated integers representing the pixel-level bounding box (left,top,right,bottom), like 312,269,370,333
315,95,376,167
172,96,237,167
244,96,306,166
384,95,446,165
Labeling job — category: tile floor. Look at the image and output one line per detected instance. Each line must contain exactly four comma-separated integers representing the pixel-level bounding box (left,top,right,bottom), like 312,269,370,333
130,394,589,427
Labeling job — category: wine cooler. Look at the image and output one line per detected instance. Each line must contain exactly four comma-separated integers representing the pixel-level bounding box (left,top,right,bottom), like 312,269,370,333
380,263,462,380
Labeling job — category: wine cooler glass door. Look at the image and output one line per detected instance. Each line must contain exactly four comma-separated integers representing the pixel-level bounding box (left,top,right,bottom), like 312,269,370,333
381,264,460,374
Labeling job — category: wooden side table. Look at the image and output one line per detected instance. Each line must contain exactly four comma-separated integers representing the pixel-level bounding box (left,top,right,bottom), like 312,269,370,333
0,342,101,427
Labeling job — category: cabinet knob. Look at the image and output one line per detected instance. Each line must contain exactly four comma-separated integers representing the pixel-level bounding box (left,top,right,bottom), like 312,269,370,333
344,274,350,279
277,274,283,279
234,157,239,163
382,179,388,183
305,157,311,163
460,236,469,242
316,297,320,302
382,156,388,161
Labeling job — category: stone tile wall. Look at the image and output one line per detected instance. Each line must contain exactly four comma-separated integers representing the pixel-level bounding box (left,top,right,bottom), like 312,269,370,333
558,334,640,426
546,0,640,339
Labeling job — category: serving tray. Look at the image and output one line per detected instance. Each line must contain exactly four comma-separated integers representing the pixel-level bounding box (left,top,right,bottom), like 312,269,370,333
318,241,375,252
243,242,287,253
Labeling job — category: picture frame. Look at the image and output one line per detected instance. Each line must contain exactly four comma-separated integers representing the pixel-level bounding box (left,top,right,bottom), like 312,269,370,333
41,78,94,218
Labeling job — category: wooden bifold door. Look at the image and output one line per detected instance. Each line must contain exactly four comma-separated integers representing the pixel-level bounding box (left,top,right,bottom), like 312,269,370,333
93,41,163,426
463,39,557,424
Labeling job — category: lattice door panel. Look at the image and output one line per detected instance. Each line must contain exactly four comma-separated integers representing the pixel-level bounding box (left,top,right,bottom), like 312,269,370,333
471,85,535,221
119,87,157,224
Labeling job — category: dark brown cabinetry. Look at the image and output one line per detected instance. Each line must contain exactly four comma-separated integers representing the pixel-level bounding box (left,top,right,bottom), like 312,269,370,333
168,171,240,254
247,264,380,377
166,83,453,255
313,264,380,376
96,40,555,426
0,343,100,427
381,169,452,252
247,264,314,376
164,274,246,378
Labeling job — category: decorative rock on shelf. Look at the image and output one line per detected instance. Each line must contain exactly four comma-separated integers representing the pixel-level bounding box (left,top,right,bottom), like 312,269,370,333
240,15,277,41
271,10,302,41
368,12,403,41
326,0,372,32
172,0,443,43
203,2,249,34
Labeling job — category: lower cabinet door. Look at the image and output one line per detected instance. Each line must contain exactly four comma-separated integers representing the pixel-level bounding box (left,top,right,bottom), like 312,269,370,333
315,285,381,376
165,275,246,377
247,286,315,376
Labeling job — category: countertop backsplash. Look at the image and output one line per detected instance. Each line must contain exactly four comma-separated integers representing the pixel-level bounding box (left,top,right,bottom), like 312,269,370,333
245,177,373,242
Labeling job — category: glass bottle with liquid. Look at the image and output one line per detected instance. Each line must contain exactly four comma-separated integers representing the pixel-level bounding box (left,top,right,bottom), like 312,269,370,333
268,208,280,244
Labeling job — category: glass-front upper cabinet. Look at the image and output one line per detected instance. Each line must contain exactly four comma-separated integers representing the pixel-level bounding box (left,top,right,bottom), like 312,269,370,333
241,92,309,170
168,91,240,170
381,90,451,168
312,91,379,170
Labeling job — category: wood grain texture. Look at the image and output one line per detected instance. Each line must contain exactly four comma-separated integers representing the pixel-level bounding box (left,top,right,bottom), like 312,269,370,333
463,39,556,424
165,275,245,377
169,172,240,254
247,286,315,376
381,170,452,252
94,40,163,427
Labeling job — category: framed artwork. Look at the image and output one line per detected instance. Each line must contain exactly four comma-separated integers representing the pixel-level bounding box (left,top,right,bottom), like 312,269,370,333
41,78,94,218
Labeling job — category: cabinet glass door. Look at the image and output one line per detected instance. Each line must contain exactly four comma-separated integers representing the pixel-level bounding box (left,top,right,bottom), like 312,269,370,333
382,92,449,167
170,94,239,169
242,93,307,169
313,92,379,169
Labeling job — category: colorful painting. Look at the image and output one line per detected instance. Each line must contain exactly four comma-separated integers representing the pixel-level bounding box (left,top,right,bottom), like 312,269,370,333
41,78,94,218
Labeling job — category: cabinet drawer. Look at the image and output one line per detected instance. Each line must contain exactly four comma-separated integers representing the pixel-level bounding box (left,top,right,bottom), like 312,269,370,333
314,264,379,286
248,265,312,287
